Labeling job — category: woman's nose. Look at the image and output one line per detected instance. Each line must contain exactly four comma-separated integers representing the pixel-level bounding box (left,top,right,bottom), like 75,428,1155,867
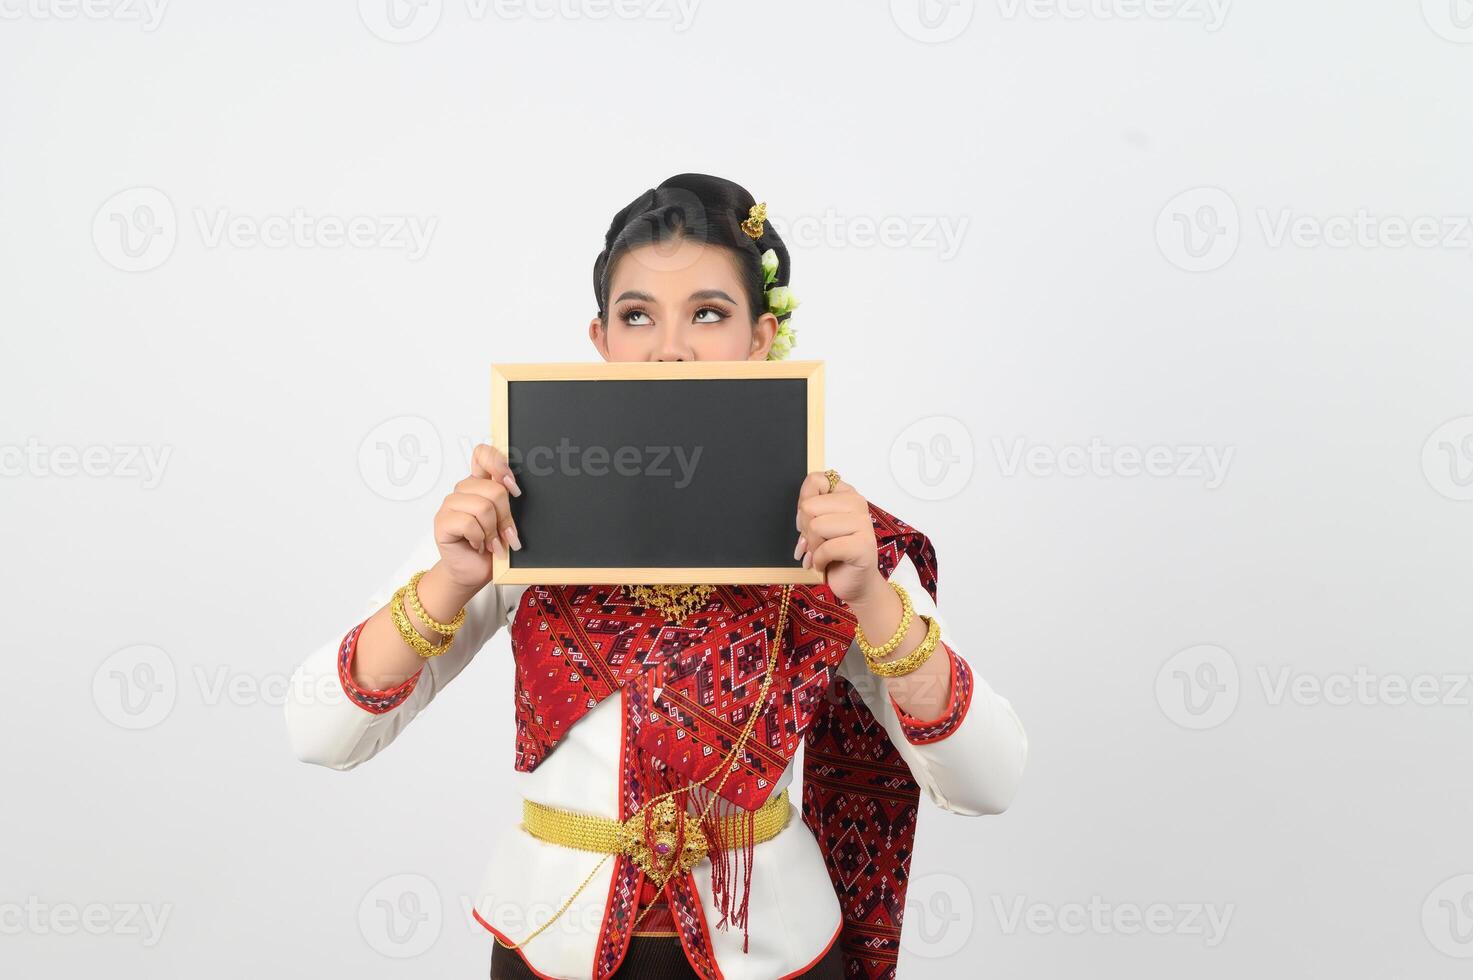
653,325,692,361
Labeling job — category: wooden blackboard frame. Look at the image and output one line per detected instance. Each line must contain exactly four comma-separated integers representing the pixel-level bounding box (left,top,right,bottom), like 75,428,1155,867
489,360,826,585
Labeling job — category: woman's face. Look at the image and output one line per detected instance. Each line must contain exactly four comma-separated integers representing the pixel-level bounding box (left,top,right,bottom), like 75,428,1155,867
590,237,778,362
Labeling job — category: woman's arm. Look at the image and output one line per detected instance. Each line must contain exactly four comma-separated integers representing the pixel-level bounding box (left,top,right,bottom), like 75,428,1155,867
793,471,1027,814
283,535,520,770
284,443,524,770
835,554,1029,817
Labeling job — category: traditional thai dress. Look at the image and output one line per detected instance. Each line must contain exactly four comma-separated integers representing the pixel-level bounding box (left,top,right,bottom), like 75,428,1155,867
286,503,1028,979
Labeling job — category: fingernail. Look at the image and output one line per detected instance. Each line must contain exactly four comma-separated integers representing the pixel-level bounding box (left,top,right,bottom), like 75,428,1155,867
505,526,522,551
801,551,812,569
503,474,522,497
491,537,507,559
793,536,806,561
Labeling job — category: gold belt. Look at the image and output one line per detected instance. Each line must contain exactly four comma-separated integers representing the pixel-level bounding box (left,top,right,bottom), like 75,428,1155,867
522,789,792,883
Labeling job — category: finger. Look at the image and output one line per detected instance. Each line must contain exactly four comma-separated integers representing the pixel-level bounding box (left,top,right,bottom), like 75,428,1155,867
805,513,864,541
438,510,496,556
796,470,851,529
801,513,864,566
445,491,518,553
452,477,521,551
443,493,501,554
798,489,860,525
810,536,865,575
455,475,513,502
799,511,869,568
471,443,521,497
798,520,827,567
794,471,832,527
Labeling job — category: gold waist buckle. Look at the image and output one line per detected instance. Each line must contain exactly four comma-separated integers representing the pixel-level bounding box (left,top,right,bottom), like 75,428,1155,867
521,788,792,885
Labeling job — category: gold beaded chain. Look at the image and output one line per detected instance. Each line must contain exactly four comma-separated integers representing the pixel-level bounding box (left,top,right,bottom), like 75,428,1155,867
495,584,795,951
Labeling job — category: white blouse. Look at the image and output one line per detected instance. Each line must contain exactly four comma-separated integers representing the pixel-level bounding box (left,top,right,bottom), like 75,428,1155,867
284,534,1028,979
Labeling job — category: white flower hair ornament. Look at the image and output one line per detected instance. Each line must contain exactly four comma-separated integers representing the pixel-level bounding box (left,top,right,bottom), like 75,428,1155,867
761,247,799,361
741,202,800,361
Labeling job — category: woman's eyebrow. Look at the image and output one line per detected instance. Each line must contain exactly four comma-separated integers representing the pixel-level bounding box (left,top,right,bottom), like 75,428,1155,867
689,289,737,303
612,290,656,303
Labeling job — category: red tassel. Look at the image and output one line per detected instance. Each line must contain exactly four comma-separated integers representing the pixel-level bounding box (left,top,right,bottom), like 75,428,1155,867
702,802,757,952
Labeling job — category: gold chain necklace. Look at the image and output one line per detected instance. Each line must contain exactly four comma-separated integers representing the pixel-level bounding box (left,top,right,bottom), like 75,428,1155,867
623,583,716,621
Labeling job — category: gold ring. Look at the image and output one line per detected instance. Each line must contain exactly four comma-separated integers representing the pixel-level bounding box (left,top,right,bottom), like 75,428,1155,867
824,468,840,492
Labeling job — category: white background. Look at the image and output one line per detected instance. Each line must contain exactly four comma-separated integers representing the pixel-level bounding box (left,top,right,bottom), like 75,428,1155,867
3,1,1473,977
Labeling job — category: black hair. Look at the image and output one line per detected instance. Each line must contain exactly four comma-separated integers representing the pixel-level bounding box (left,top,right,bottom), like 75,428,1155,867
592,173,792,329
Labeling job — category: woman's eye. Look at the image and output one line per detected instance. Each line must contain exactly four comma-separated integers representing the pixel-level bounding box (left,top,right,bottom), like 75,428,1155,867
622,309,651,326
694,307,728,324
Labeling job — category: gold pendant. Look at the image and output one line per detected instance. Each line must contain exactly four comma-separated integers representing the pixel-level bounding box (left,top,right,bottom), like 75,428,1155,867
623,584,715,622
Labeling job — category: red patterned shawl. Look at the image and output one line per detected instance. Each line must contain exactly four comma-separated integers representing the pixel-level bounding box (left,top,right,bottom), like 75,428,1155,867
508,502,938,979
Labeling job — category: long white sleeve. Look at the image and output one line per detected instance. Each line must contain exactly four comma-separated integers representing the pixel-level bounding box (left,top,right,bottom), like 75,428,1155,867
283,534,521,771
836,555,1029,816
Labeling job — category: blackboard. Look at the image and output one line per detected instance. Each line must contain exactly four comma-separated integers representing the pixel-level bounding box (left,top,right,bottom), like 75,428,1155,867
490,361,825,584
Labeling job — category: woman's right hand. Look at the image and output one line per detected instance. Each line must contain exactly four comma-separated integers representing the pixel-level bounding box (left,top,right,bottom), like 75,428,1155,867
433,443,523,590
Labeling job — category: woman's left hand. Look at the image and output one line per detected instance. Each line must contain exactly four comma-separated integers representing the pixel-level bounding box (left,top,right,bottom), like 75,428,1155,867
794,471,887,606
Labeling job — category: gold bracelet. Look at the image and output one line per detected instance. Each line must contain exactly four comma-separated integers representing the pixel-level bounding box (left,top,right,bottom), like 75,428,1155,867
405,569,466,637
391,586,454,658
866,614,940,678
854,580,913,659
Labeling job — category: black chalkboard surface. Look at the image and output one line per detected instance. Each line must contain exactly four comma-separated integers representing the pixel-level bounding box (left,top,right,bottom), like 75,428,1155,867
490,361,825,585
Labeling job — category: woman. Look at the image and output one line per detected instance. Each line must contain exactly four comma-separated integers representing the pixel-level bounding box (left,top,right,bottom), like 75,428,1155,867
285,174,1028,980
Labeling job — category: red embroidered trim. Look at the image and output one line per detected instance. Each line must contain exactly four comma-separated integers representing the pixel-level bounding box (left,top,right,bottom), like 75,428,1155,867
667,872,725,980
890,644,974,745
593,688,643,979
336,621,421,714
777,921,842,980
627,676,725,979
471,911,561,980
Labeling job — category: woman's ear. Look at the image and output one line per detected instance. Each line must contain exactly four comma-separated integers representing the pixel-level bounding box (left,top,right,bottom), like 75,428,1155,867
589,316,612,361
746,311,779,361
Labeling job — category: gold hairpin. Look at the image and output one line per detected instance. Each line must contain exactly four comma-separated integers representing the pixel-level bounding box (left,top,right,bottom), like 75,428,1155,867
741,201,767,239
